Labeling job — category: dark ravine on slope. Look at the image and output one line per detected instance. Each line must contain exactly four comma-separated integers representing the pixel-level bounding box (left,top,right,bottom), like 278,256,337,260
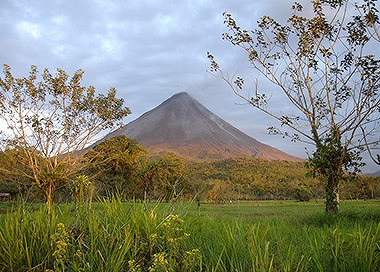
104,92,302,161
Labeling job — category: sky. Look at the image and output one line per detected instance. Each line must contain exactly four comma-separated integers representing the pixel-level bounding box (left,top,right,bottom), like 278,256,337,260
0,0,379,172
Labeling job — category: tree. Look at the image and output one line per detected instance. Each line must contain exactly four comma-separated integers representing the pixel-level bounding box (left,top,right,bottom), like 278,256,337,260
85,135,147,198
0,65,130,213
209,0,380,212
0,146,35,198
137,158,159,203
153,153,188,201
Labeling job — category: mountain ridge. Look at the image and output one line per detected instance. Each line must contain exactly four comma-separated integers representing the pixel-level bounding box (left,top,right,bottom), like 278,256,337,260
104,92,302,162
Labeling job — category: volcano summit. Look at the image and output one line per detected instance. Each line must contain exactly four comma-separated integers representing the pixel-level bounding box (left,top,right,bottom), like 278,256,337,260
105,92,301,161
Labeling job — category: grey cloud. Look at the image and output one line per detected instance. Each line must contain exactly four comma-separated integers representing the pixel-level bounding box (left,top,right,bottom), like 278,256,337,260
1,0,378,172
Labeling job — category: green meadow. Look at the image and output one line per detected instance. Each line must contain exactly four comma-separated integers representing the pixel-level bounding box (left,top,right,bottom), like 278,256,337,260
0,199,379,271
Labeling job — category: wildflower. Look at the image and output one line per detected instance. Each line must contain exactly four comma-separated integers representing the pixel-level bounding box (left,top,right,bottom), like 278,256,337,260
153,252,168,266
52,240,68,259
183,248,202,270
74,249,84,259
56,223,66,234
185,248,201,256
151,233,158,240
51,223,70,270
128,259,142,272
149,252,172,271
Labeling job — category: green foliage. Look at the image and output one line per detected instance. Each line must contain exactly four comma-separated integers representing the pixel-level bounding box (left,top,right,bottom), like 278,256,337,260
85,138,193,202
152,153,189,200
85,136,147,198
188,158,322,201
294,185,313,202
0,148,34,196
137,158,160,202
306,131,364,178
0,65,130,213
2,146,378,203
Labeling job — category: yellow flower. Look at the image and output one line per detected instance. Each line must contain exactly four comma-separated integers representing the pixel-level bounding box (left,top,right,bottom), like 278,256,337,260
57,223,65,231
150,210,156,219
153,252,168,266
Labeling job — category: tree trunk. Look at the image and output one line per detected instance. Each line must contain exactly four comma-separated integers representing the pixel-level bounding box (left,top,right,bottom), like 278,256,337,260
325,175,339,213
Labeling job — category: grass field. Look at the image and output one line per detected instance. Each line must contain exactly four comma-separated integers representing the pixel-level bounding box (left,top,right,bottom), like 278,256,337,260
184,200,380,271
0,199,379,271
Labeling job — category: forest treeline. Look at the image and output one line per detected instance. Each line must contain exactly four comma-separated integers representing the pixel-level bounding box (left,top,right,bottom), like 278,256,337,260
0,135,378,203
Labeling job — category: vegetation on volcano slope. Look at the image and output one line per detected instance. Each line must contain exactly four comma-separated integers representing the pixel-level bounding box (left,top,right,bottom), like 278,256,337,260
188,158,380,202
1,139,379,203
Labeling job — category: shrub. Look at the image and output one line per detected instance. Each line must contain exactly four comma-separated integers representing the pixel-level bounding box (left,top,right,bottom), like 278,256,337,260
294,185,312,202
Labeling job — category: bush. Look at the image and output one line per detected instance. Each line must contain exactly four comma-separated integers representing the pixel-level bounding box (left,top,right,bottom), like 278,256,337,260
294,185,312,202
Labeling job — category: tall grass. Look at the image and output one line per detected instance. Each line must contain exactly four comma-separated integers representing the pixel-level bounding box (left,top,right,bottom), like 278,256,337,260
0,199,379,271
183,200,380,271
0,197,201,271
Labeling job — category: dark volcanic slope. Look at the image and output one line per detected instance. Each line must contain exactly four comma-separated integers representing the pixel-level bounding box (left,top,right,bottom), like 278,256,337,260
106,92,301,161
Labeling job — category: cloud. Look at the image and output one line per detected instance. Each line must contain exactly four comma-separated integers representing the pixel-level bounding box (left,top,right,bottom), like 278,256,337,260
16,21,42,39
1,0,379,172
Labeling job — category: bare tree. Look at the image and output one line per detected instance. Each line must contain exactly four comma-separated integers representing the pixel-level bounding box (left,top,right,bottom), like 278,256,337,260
0,65,130,213
208,0,380,212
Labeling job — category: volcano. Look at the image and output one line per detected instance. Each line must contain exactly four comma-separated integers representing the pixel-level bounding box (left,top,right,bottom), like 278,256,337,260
104,92,301,161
